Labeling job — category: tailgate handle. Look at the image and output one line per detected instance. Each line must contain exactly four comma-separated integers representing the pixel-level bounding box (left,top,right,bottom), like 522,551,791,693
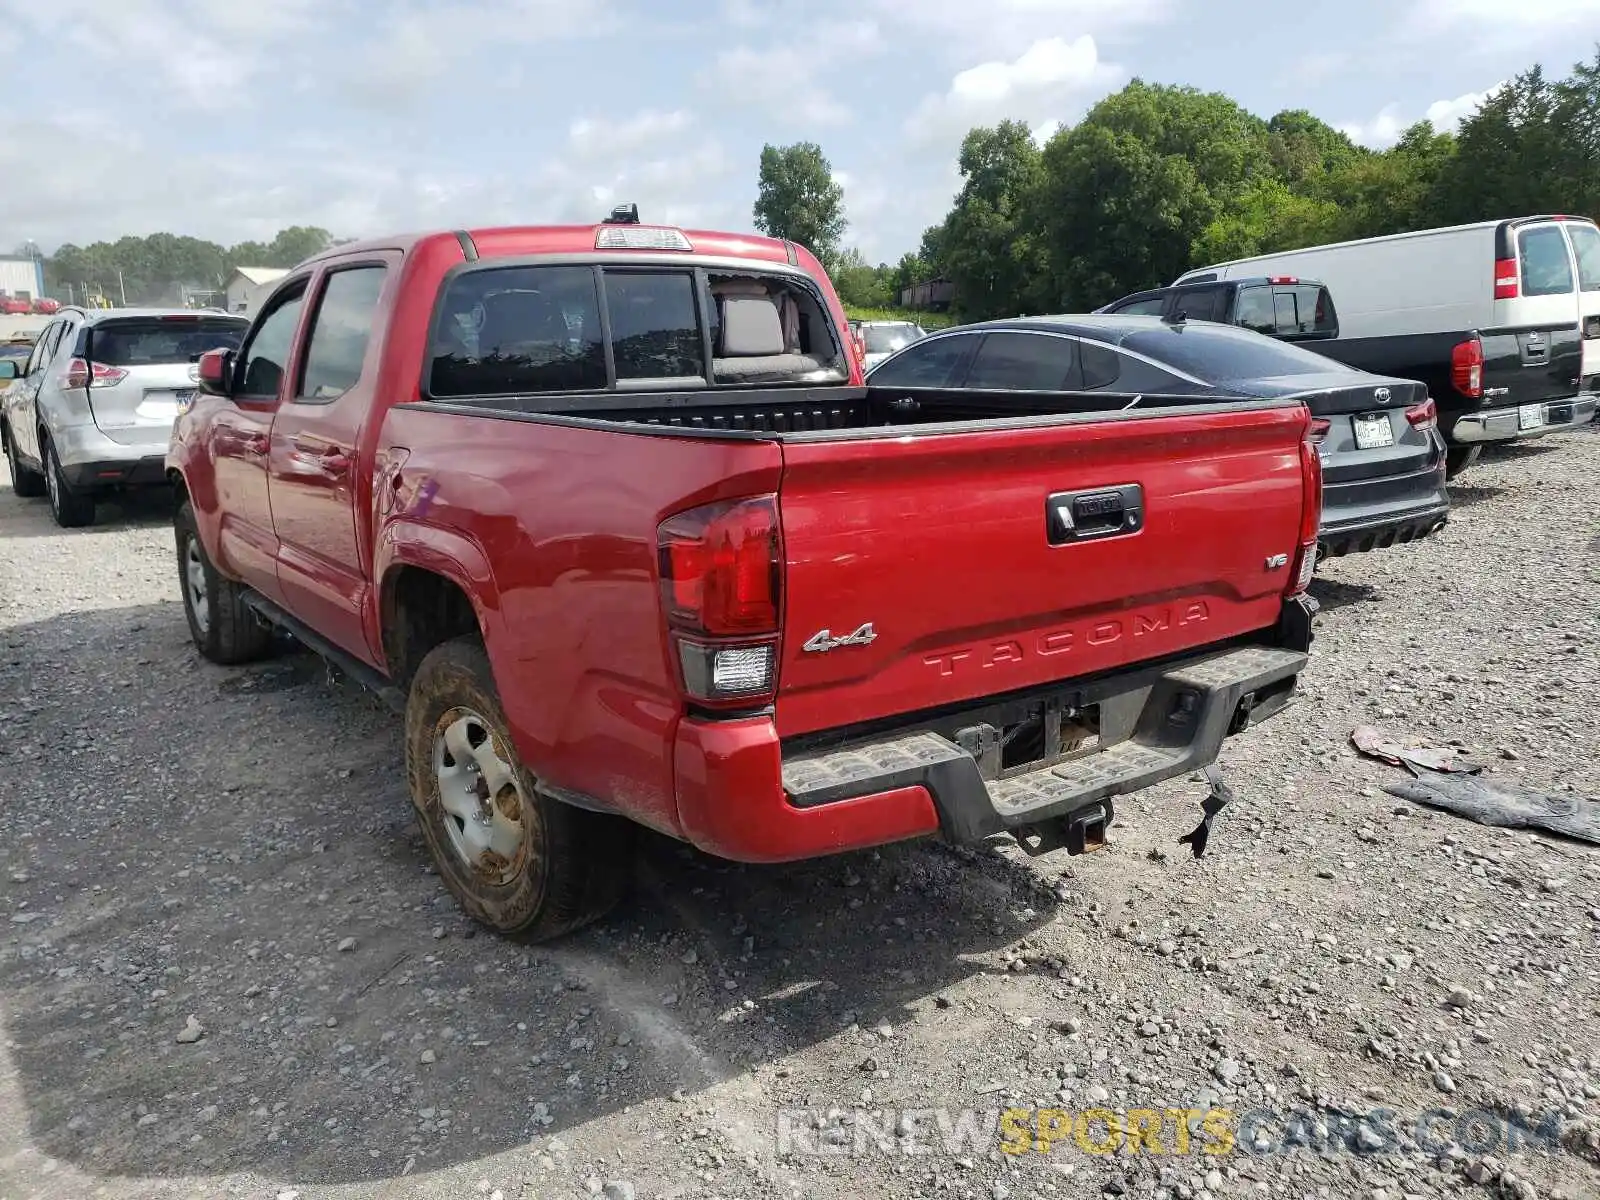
1521,332,1549,363
1046,484,1144,546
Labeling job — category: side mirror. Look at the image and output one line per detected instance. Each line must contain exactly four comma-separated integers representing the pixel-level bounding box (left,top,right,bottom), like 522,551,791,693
196,347,234,397
0,359,18,381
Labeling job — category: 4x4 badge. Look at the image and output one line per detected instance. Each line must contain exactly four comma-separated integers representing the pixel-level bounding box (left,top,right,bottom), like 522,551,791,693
802,623,878,653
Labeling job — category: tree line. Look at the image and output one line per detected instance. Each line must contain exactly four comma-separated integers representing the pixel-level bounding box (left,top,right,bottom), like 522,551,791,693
753,47,1600,321
38,227,336,307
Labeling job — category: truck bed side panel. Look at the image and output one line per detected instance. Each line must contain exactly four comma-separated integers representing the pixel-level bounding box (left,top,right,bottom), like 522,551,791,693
774,402,1310,738
378,405,785,836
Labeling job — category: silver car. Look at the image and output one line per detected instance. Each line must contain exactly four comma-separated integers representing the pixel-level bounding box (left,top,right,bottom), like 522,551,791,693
858,319,927,372
0,306,248,527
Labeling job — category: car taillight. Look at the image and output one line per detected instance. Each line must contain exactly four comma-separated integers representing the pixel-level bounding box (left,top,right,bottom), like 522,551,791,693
64,357,127,389
1494,257,1519,300
1450,338,1483,399
1288,420,1324,597
1405,396,1437,430
658,496,782,706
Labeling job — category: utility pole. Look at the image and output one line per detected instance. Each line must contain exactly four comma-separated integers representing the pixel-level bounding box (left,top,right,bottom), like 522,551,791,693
117,270,128,307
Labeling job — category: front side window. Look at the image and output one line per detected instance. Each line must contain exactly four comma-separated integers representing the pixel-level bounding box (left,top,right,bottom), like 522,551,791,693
962,332,1077,391
298,266,388,401
604,271,702,380
867,332,979,388
1518,225,1575,298
238,283,309,397
1566,222,1600,292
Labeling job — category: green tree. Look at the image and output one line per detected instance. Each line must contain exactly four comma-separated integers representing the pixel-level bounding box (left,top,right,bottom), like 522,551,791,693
1265,109,1367,195
832,247,895,308
937,120,1045,320
752,142,847,268
1192,176,1342,263
1030,81,1276,308
1324,121,1456,239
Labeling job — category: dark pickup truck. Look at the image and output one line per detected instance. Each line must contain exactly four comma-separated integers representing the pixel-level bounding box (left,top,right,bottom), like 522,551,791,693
1100,273,1593,478
166,212,1321,940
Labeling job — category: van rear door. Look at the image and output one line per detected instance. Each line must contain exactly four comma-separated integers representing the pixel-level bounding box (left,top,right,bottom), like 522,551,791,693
1563,219,1600,390
1487,219,1584,422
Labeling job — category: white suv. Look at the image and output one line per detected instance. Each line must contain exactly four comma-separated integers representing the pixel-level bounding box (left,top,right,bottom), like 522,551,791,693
1,306,247,526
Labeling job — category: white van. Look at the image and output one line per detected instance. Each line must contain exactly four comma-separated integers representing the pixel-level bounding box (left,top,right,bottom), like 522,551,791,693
1172,217,1599,453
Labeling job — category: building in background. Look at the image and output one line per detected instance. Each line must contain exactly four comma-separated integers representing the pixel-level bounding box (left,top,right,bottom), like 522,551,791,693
0,255,46,302
899,276,954,312
224,266,289,316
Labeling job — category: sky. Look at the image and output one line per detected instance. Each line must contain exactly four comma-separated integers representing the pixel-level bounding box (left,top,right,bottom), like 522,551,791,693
1,0,1597,264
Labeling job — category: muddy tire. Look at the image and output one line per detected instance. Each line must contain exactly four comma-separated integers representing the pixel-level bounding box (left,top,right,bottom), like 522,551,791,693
43,437,96,527
1445,445,1481,480
405,636,631,940
2,423,45,498
174,498,273,664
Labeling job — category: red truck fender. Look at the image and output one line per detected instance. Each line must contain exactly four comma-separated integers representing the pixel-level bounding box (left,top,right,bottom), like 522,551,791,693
371,517,506,676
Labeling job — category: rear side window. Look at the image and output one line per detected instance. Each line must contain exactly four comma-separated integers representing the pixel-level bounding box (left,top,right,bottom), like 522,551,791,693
1518,226,1575,297
1567,223,1600,292
963,332,1077,390
868,332,979,387
1121,323,1346,383
88,318,246,367
1081,344,1189,393
298,266,387,401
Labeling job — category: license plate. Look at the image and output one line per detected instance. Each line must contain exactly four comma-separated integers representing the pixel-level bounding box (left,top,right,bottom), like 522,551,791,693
1352,412,1395,449
1518,404,1545,430
174,388,195,404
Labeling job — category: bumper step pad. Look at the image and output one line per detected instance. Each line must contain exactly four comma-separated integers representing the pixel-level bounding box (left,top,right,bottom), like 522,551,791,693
781,643,1306,850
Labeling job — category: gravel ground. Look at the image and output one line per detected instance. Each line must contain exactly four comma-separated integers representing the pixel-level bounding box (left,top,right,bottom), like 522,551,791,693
1,428,1597,1200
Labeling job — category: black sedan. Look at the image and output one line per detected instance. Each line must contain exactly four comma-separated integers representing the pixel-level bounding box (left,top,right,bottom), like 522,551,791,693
864,313,1450,560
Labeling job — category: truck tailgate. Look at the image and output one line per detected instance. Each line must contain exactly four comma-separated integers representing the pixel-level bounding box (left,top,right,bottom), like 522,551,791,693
773,403,1311,737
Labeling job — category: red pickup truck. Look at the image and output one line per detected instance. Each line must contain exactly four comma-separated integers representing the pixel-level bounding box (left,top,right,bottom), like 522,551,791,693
167,211,1322,940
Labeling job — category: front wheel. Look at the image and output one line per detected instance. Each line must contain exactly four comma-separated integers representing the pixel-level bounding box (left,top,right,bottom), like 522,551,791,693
174,499,273,664
405,636,631,940
43,438,96,527
1445,445,1481,480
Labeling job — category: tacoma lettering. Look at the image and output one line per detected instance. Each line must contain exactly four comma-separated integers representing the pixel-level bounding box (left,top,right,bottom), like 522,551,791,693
925,602,1212,677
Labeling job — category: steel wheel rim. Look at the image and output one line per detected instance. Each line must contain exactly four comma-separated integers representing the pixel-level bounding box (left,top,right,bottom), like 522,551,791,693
432,707,528,885
184,539,211,635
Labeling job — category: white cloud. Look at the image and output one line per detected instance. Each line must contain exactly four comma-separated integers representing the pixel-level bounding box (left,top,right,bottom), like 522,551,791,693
699,22,881,127
906,35,1120,147
870,0,1170,57
569,110,694,158
1339,81,1505,148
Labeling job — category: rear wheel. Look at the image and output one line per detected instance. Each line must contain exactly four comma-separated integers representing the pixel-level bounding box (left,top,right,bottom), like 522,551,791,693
2,423,45,498
174,498,273,664
43,437,96,527
1445,445,1481,480
405,636,631,940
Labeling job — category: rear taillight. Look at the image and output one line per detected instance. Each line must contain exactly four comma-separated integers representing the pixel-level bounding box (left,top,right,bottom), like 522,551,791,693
1494,257,1519,300
1405,397,1438,431
658,496,782,706
63,357,127,389
1288,419,1324,597
1450,338,1484,399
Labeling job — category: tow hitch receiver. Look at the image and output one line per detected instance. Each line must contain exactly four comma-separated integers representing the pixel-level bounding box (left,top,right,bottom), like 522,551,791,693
1177,766,1235,860
1014,800,1114,858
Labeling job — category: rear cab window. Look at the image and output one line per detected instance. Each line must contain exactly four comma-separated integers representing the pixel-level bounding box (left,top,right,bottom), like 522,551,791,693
428,262,848,399
1233,283,1337,338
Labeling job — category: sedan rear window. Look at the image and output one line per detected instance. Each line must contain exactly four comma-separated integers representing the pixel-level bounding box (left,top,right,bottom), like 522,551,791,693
1120,323,1347,383
87,318,246,367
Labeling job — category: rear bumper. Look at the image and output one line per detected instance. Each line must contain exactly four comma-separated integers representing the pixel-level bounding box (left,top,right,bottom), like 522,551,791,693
52,419,173,485
1319,456,1449,559
1451,395,1596,443
672,601,1315,864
